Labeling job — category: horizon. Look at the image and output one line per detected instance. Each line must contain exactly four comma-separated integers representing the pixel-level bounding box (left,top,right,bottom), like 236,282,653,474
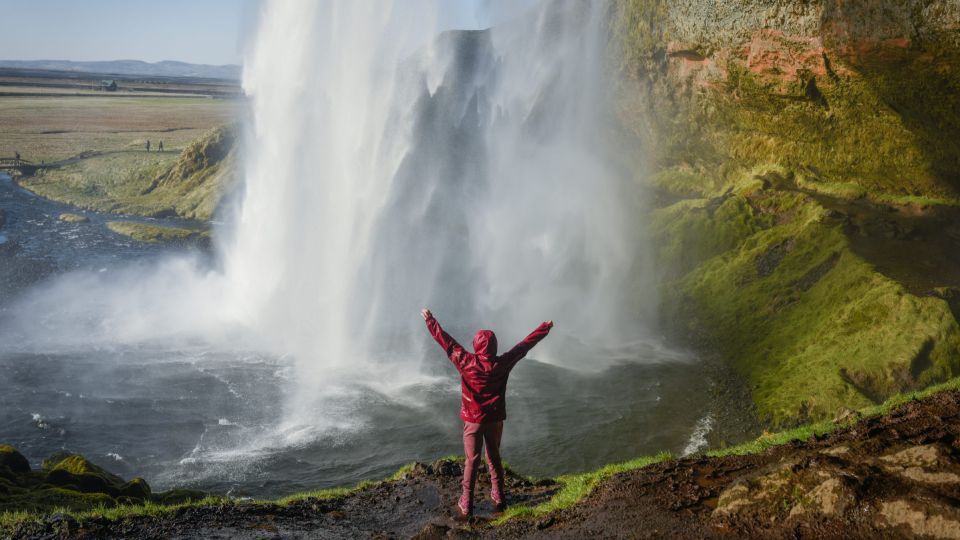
1,1,537,68
0,58,241,68
1,0,259,65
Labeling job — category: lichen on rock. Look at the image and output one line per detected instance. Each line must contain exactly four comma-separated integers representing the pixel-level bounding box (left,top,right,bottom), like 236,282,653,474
614,0,960,425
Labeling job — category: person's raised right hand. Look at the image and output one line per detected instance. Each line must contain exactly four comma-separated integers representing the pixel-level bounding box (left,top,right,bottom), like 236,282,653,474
545,320,554,329
421,308,433,321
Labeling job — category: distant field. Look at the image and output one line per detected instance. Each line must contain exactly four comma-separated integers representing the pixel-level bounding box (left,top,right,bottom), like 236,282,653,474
0,94,239,163
0,86,211,97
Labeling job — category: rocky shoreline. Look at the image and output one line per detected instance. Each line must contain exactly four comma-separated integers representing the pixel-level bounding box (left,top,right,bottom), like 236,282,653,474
5,386,959,539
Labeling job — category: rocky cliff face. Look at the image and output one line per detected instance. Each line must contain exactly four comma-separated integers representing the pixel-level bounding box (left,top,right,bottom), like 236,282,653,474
141,125,238,220
613,0,960,424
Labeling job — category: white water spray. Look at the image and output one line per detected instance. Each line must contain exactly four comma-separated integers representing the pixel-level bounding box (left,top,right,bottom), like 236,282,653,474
0,0,659,443
228,0,654,387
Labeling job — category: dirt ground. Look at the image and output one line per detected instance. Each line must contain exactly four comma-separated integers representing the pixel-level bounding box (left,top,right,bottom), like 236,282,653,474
10,390,960,539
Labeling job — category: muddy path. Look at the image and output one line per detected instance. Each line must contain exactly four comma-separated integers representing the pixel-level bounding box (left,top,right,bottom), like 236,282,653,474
10,390,960,539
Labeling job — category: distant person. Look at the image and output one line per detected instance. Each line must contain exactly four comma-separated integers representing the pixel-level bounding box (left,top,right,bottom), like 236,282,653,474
421,309,553,517
158,140,164,152
14,151,20,162
146,140,151,152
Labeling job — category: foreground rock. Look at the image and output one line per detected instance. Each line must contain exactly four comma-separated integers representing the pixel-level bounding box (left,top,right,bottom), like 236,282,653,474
9,389,960,539
0,448,204,515
492,389,960,539
7,459,557,540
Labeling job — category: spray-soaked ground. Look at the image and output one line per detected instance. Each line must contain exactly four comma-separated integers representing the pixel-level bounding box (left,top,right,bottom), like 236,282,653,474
0,176,756,498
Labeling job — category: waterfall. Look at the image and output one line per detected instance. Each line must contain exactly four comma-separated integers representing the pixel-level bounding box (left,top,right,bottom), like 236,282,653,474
228,0,654,387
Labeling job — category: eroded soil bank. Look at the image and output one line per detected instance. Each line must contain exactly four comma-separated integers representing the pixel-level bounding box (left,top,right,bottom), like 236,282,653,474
10,388,960,539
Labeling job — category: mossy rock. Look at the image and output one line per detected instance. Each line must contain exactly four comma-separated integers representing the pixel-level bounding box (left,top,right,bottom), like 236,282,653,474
58,213,90,223
43,454,131,497
0,447,196,516
45,454,123,483
120,477,151,499
656,180,960,424
153,488,206,505
0,445,31,474
0,487,116,513
106,221,209,243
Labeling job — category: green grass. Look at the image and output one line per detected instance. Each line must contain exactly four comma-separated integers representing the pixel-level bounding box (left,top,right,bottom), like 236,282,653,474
20,126,236,220
0,95,236,163
0,457,462,534
495,453,671,523
496,377,960,525
708,375,960,458
105,221,208,243
658,183,960,424
0,496,226,532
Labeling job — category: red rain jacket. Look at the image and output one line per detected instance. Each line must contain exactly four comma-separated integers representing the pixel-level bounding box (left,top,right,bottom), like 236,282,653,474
425,315,552,423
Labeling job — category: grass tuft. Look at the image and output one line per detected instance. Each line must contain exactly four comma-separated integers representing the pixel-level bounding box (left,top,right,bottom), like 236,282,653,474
495,452,671,524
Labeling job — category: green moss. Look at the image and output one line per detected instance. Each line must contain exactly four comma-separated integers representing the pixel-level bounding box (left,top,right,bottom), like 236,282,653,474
47,455,120,481
106,221,209,243
660,184,960,424
0,446,29,475
19,126,236,220
651,192,771,278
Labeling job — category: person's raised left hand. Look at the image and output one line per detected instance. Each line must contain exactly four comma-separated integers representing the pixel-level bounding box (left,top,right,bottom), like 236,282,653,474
421,308,433,321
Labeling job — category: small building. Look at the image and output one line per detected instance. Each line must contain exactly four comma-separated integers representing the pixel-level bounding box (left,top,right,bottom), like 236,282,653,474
100,80,118,91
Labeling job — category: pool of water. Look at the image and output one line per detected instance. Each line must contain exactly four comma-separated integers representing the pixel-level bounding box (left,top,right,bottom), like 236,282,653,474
0,173,755,498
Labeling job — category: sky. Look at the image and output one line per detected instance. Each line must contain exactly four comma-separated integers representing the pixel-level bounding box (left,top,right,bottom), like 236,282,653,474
0,0,260,65
0,0,537,66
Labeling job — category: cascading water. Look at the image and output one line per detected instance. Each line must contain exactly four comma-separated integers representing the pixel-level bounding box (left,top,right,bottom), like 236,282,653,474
0,0,745,496
229,0,655,387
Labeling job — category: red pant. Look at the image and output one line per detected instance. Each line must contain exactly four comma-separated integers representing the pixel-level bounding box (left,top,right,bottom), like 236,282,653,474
462,421,504,499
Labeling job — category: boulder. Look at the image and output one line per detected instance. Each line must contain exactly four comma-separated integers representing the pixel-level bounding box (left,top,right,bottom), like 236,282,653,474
0,445,31,474
58,213,90,223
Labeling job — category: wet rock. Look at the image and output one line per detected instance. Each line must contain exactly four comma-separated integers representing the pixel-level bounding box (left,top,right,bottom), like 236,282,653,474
46,512,79,533
412,522,451,539
58,213,89,223
878,444,960,484
535,516,556,529
410,462,432,478
819,445,850,457
431,459,462,477
755,238,795,278
713,459,857,523
713,483,751,516
879,499,960,539
795,477,852,517
0,444,31,474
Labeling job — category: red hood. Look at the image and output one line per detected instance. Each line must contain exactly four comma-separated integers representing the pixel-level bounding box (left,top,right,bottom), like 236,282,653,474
473,329,498,357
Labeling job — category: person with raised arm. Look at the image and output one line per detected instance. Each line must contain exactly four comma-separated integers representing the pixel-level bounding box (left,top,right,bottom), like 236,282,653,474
421,308,553,517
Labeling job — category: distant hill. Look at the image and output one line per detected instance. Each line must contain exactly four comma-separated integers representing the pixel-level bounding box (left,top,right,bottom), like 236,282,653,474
0,60,240,81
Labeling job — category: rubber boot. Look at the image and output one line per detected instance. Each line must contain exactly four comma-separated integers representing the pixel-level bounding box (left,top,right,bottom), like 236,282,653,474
458,488,473,517
459,464,476,517
489,464,505,511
